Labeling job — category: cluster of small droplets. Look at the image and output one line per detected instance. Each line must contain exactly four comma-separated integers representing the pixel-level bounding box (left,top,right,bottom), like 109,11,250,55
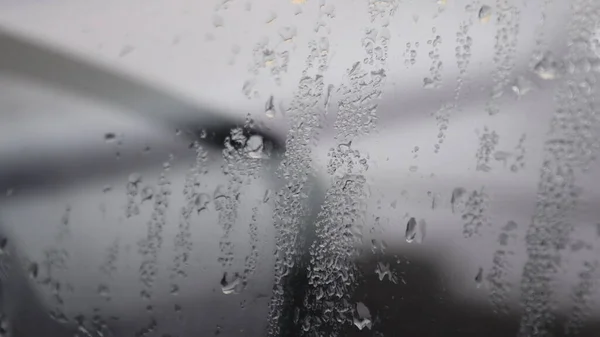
71,311,114,337
134,317,158,337
126,173,142,218
486,220,518,314
486,0,520,115
367,0,399,20
171,143,208,292
510,133,527,172
137,157,173,303
242,206,260,288
100,239,119,277
300,9,395,336
327,142,370,176
432,7,475,154
217,123,263,272
423,29,443,89
304,175,367,335
403,41,419,67
335,27,389,141
564,259,599,336
432,102,453,153
475,127,500,172
461,188,491,238
267,3,333,335
518,1,600,335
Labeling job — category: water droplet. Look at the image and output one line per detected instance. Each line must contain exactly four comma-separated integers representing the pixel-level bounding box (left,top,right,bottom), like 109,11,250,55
353,302,372,330
478,5,492,23
265,95,276,118
170,284,179,295
534,53,564,80
450,187,466,213
278,26,297,41
245,135,264,159
28,262,38,279
128,173,142,185
511,75,534,97
104,133,117,143
405,217,417,243
263,189,272,203
475,267,483,287
265,11,277,24
98,284,111,301
102,185,112,193
141,186,154,202
375,262,397,283
194,193,211,213
423,77,435,89
409,165,418,172
221,272,242,294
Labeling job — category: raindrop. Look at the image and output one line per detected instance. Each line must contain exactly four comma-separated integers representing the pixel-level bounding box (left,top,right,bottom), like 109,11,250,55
511,75,534,97
265,95,276,118
97,284,111,301
405,217,417,243
170,284,180,295
194,193,211,213
221,272,242,295
104,133,116,143
423,77,435,89
102,185,112,193
28,262,38,279
263,189,272,203
534,53,564,80
409,165,418,172
265,11,277,24
128,173,142,185
450,187,466,212
478,5,492,23
375,262,397,283
245,135,264,159
353,302,372,330
278,26,297,41
475,267,483,287
141,186,154,202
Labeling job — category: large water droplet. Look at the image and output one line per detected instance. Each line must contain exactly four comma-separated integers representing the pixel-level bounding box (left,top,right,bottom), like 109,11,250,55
221,272,242,295
128,173,142,185
245,135,264,159
478,5,492,23
475,267,483,288
353,302,372,330
534,53,564,80
98,284,111,301
28,262,38,279
405,217,417,243
265,95,276,118
511,75,534,97
141,186,154,202
194,193,211,213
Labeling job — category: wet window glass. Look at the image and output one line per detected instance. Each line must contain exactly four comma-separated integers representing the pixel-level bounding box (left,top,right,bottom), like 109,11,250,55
0,0,599,336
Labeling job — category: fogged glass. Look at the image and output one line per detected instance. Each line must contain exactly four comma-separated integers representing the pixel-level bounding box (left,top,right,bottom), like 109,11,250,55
0,0,600,336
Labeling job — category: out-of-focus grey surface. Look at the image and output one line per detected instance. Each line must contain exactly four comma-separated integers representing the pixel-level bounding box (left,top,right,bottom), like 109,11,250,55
1,0,600,336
